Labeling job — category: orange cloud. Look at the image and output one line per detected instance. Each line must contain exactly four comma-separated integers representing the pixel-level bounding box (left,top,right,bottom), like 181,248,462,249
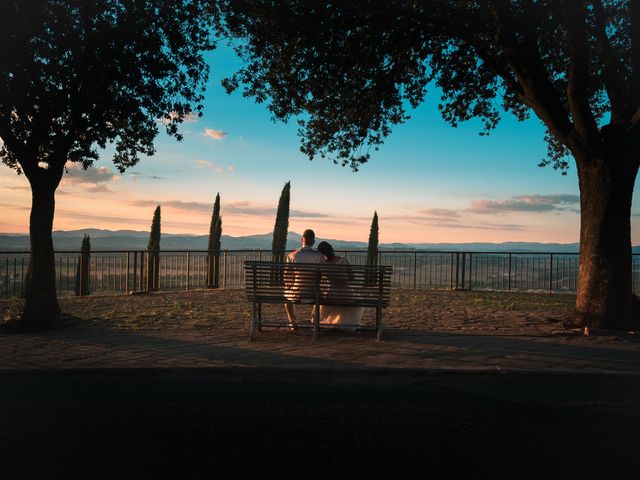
202,128,227,140
61,163,119,193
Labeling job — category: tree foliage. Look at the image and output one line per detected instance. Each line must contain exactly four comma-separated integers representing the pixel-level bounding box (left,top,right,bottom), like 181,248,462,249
0,0,216,329
208,193,222,252
216,0,638,172
207,193,222,287
147,205,161,291
0,0,215,177
272,181,290,259
367,211,379,268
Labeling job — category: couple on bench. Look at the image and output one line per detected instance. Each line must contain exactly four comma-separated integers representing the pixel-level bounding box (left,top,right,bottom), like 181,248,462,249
284,229,364,330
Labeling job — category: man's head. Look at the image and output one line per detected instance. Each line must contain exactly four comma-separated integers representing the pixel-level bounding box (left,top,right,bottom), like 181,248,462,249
301,229,315,247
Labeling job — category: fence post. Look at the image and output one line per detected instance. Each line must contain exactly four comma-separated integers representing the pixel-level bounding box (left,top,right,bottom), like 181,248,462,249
125,252,130,293
132,251,137,293
5,258,8,298
145,252,149,293
461,252,466,290
455,253,460,289
79,251,84,297
186,251,191,291
222,251,227,289
549,253,554,294
508,253,512,292
449,252,454,290
413,252,417,289
468,253,472,291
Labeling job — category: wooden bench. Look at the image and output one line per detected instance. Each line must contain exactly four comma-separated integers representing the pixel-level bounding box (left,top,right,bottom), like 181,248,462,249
244,260,392,341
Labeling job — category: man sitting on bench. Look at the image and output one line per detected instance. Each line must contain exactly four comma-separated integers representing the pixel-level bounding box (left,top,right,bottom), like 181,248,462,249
284,229,323,329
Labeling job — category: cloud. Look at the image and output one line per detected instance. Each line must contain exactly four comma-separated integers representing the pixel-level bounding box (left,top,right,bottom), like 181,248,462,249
129,199,328,218
158,111,200,125
291,209,329,218
225,201,328,218
0,202,30,211
429,221,524,231
469,194,579,214
195,160,235,174
62,163,119,193
127,172,164,180
390,214,522,231
195,160,214,168
86,184,112,193
4,185,30,191
417,208,461,218
132,199,211,213
202,128,227,140
54,208,208,231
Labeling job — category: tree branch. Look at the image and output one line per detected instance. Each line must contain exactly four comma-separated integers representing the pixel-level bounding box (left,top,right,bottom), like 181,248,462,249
416,3,525,101
472,45,523,97
0,123,31,172
490,0,573,146
591,0,626,121
563,1,600,152
631,0,640,121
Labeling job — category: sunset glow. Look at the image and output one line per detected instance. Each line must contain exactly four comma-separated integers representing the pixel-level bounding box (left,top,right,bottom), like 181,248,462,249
2,45,639,245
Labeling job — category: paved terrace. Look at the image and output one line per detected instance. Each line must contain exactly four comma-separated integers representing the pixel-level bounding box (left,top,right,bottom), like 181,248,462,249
1,289,639,374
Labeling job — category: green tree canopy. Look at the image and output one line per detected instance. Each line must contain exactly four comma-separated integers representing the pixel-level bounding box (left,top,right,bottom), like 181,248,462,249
217,0,638,171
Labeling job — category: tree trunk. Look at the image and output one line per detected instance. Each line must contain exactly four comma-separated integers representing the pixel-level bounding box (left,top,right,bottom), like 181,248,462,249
21,184,61,331
575,154,639,331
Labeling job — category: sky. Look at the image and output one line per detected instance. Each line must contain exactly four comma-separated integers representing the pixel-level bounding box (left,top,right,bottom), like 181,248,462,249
2,44,639,244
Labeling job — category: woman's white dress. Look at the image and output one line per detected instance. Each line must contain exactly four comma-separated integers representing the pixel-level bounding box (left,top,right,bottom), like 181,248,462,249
319,257,364,326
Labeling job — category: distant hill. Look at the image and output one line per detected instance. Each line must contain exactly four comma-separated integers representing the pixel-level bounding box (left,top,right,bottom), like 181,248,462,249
0,228,603,253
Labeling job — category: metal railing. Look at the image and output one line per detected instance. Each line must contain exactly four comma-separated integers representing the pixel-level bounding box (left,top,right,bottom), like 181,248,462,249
2,249,640,299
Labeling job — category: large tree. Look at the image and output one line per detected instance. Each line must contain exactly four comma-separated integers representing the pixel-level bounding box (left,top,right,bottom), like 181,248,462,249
0,0,215,330
217,0,640,330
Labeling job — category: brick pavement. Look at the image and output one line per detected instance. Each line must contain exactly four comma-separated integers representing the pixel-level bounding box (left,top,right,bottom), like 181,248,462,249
1,289,639,374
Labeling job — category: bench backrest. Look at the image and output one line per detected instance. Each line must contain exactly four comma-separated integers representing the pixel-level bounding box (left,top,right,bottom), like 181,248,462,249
244,261,392,307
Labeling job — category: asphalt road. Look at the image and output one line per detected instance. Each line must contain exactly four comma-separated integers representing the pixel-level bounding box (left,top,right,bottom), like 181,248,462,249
1,369,638,479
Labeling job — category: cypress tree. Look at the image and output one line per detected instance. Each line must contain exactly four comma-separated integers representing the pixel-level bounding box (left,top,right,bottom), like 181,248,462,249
271,181,290,263
207,193,222,288
366,211,379,284
74,235,91,296
146,205,161,291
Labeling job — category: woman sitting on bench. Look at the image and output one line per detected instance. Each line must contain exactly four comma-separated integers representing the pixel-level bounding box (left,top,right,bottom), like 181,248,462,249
316,241,364,328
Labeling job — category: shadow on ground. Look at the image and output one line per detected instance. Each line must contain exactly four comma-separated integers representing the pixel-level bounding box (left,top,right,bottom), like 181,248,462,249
0,369,638,479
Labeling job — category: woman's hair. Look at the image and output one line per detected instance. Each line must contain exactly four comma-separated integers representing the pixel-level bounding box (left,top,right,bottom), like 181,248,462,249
317,241,335,261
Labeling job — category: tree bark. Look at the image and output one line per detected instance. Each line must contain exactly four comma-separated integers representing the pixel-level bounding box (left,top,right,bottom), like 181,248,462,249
575,154,639,331
20,182,61,331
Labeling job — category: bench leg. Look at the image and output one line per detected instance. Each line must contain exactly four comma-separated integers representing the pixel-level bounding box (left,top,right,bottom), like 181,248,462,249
376,307,383,342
